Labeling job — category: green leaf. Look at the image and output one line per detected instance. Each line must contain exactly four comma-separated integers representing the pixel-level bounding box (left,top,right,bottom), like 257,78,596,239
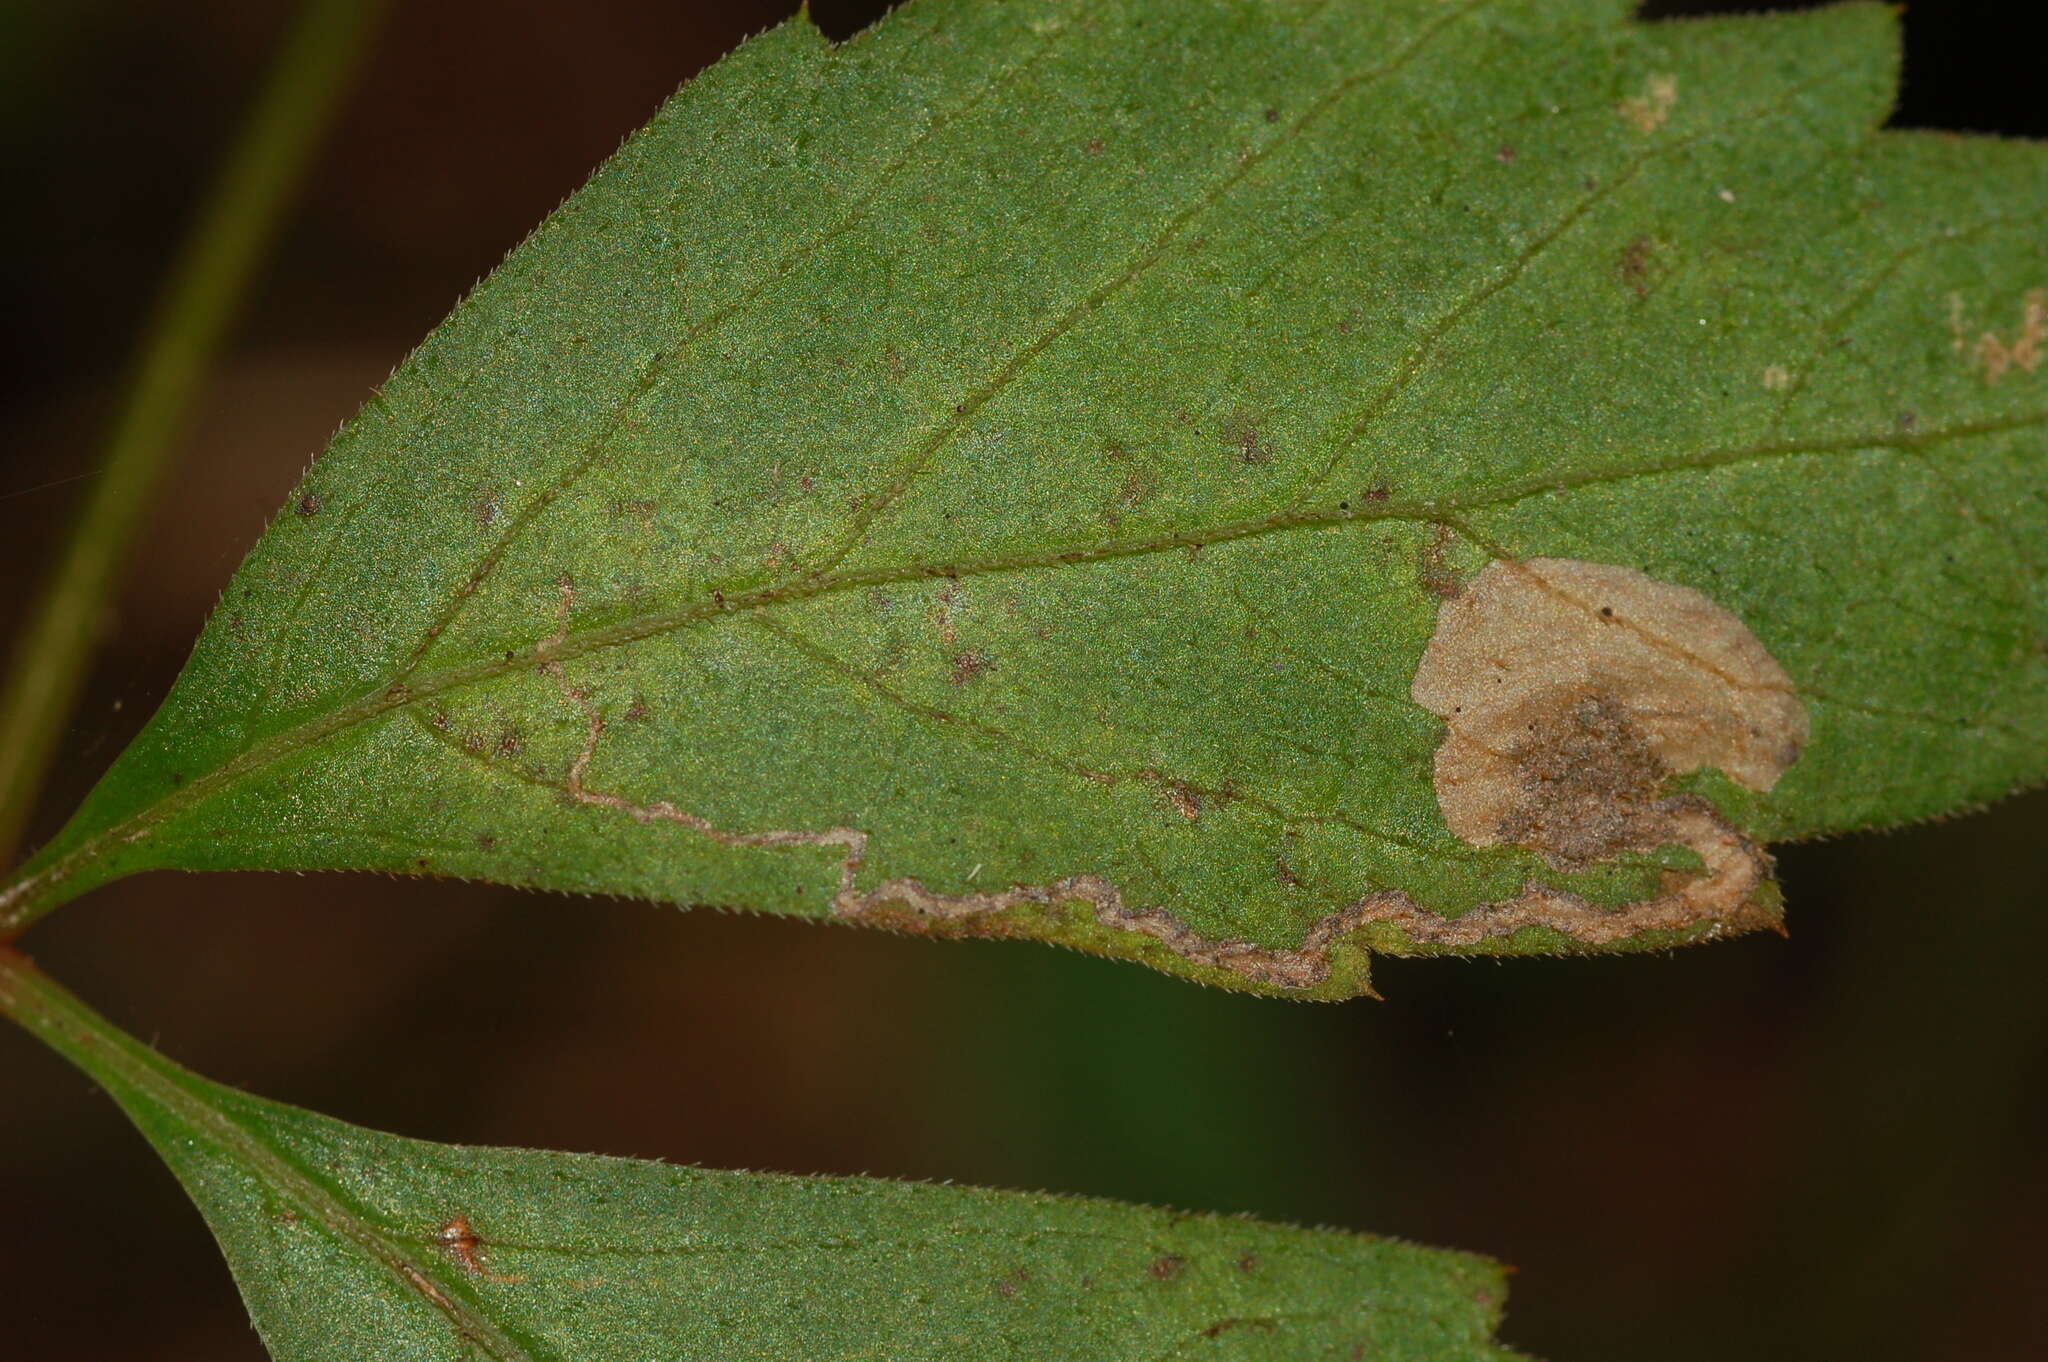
2,952,1516,1362
7,0,2046,995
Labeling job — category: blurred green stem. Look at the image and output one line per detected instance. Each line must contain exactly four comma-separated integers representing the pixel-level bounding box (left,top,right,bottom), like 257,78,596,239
0,0,388,880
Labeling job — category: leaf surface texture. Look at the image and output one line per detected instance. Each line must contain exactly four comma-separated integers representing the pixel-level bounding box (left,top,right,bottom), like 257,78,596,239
10,0,2047,994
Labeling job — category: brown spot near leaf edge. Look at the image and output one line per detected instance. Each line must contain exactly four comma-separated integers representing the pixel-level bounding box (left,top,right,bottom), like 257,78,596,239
294,491,323,517
1149,1254,1187,1280
1410,556,1807,916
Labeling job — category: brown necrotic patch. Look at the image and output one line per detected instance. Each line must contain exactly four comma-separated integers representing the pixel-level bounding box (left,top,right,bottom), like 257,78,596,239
465,577,1813,998
1412,556,1807,888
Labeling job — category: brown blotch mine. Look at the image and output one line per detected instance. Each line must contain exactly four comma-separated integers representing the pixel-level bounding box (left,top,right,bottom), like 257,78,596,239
1411,557,1808,879
530,573,1807,999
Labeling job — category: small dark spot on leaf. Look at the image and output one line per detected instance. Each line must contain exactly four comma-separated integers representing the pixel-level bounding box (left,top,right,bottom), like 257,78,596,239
1419,523,1461,599
1618,236,1656,298
1150,1255,1187,1280
1084,136,1105,154
624,700,652,723
1219,410,1272,464
295,492,323,517
1496,143,1517,163
1263,106,1279,122
1237,1253,1260,1273
609,498,658,528
950,651,993,685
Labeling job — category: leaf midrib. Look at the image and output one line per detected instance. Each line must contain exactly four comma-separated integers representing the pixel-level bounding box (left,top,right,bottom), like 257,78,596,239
3,407,2039,932
407,0,1501,676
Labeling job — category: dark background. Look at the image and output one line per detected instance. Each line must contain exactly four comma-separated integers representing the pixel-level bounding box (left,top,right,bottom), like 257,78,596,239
1,2,2043,1358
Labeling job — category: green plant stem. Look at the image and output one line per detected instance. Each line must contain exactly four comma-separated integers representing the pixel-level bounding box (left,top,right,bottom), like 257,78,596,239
0,0,388,879
0,943,148,1098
